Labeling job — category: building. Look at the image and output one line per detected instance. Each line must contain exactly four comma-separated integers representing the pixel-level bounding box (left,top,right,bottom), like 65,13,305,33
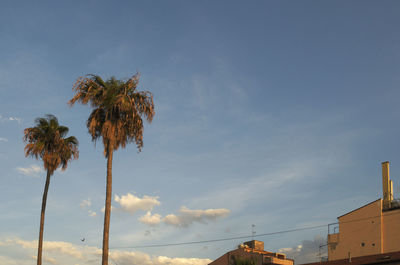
209,240,294,265
302,251,400,265
327,161,400,261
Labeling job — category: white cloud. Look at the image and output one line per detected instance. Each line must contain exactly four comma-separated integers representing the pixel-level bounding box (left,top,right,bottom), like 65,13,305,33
139,212,162,226
154,256,211,265
109,250,211,265
114,193,160,214
0,255,31,265
16,164,43,177
163,207,230,228
36,255,57,265
0,237,211,265
12,238,86,259
80,199,92,208
0,137,8,142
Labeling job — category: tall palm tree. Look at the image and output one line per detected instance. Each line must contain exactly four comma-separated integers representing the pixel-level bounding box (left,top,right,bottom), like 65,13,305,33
69,73,155,265
23,114,79,265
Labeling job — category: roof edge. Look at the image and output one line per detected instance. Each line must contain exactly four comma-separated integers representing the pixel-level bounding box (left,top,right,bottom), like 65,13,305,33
337,198,381,219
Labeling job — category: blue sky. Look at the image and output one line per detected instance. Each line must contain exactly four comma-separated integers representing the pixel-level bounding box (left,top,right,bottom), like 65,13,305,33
1,1,400,264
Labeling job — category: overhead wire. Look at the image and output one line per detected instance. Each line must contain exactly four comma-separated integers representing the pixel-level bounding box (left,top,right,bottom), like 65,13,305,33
109,208,400,250
110,224,327,249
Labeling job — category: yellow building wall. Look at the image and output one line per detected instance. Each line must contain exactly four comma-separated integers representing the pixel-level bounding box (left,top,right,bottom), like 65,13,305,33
328,200,383,261
382,209,400,253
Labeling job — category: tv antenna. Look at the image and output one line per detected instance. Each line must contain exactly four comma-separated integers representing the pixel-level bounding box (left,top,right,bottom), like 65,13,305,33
251,224,256,240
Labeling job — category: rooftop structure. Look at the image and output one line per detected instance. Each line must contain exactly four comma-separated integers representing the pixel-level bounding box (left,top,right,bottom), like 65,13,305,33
209,240,294,265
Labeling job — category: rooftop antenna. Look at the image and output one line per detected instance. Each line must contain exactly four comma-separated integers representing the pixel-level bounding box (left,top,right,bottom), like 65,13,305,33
251,224,256,240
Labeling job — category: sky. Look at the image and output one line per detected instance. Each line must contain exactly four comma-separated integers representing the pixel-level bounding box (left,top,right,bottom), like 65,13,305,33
1,1,400,264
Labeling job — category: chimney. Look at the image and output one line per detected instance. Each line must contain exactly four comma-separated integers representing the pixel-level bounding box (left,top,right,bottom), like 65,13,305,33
382,161,393,210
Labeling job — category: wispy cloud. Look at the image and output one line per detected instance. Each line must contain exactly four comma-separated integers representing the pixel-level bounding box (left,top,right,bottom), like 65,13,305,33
31,255,57,265
279,236,326,264
188,162,315,213
79,199,97,217
16,165,43,177
88,210,97,217
114,193,160,214
163,207,230,228
80,199,92,208
8,117,22,124
0,115,22,124
0,137,8,142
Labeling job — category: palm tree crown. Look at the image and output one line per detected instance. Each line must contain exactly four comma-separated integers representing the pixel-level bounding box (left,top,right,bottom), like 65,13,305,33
69,73,155,155
24,114,79,174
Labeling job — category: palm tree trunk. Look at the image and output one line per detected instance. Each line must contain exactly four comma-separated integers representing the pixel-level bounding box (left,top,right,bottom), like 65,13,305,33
102,145,113,265
37,170,51,265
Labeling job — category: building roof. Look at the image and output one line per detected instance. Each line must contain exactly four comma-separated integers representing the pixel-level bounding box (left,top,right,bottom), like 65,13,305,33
300,251,400,265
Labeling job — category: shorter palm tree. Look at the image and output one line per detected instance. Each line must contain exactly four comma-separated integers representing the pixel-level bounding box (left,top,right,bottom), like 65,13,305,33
24,114,79,265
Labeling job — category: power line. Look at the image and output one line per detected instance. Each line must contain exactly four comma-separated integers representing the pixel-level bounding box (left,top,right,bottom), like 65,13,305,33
110,224,327,249
109,209,400,250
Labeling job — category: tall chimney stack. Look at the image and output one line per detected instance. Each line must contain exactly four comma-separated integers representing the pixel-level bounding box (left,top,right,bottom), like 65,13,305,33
382,161,393,210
